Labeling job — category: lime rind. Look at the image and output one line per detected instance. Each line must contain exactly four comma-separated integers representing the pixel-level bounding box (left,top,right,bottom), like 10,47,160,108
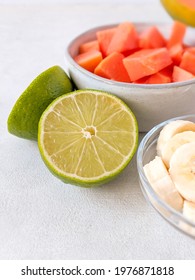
7,65,73,140
38,89,138,187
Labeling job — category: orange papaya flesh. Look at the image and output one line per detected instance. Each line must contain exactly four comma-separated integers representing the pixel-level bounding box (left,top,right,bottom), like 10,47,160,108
133,67,173,84
74,50,103,72
94,52,131,83
106,22,139,56
172,65,194,82
185,47,195,55
74,20,195,83
179,50,195,75
168,43,184,65
160,65,174,77
133,77,149,84
79,40,99,54
167,21,186,49
123,48,173,81
139,26,166,49
146,71,172,84
122,48,141,57
96,27,117,57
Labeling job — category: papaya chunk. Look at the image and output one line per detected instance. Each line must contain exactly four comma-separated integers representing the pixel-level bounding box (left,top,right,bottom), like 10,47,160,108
74,50,103,72
96,27,116,57
185,47,195,55
133,77,149,84
94,52,131,82
139,26,166,49
74,21,195,83
123,48,172,81
167,21,186,49
172,65,194,82
179,50,195,75
79,40,99,54
160,65,174,78
168,43,184,65
106,22,139,56
146,71,172,84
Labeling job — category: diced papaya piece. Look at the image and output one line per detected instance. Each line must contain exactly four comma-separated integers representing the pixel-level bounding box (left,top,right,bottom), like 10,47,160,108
172,66,194,82
96,27,116,57
74,50,103,72
94,52,131,82
139,26,166,49
133,77,149,84
106,22,139,56
185,47,195,55
134,67,173,84
146,71,172,84
167,21,186,49
168,43,184,65
179,50,195,75
123,48,172,81
122,48,141,57
160,65,174,78
79,40,99,54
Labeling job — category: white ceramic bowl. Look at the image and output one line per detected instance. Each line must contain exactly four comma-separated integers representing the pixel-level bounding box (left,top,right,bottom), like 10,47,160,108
137,114,195,238
65,23,195,132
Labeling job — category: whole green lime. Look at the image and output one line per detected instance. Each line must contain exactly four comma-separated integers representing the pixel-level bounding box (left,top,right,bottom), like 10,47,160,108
7,65,73,140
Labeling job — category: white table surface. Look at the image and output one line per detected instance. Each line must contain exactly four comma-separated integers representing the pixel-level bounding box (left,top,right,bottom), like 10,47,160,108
1,0,195,260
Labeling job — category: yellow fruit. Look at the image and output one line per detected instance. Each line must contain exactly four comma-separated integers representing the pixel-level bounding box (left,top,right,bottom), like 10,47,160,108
38,89,138,187
161,0,195,27
7,66,73,140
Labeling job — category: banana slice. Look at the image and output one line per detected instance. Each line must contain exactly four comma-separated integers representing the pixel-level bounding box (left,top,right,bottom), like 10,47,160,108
144,156,183,210
180,200,195,236
161,131,195,169
157,120,195,156
169,142,195,203
183,200,195,225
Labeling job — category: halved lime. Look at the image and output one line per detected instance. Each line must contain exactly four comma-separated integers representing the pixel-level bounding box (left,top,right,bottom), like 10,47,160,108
7,66,73,140
38,89,138,187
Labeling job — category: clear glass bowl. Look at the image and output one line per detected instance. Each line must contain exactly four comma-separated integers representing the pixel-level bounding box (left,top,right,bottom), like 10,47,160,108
137,114,195,238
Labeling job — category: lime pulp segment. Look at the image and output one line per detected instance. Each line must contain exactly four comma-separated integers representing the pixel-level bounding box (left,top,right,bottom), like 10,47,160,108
38,89,138,187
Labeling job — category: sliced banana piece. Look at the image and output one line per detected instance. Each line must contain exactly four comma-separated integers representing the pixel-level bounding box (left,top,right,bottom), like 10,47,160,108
183,200,195,225
157,120,195,156
169,142,195,203
161,131,195,169
180,200,195,236
144,156,183,210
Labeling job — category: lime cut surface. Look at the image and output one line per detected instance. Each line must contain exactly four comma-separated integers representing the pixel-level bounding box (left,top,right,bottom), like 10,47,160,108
38,89,138,187
7,65,73,140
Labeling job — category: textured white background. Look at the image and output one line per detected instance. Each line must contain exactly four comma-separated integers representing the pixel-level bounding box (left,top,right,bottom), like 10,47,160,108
1,0,195,260
0,0,157,3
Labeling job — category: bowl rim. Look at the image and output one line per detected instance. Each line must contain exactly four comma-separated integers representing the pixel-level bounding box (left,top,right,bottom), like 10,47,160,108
137,114,195,230
65,22,195,90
